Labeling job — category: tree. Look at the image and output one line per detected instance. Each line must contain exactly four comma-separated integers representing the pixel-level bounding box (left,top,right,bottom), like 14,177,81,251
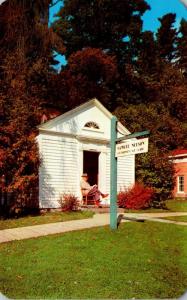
0,0,65,214
53,0,150,64
53,47,118,111
115,102,184,206
0,0,65,107
176,18,187,74
156,13,177,62
135,146,175,207
115,102,185,151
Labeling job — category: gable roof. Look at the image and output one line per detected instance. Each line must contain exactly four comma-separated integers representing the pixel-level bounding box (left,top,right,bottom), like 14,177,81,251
38,98,130,135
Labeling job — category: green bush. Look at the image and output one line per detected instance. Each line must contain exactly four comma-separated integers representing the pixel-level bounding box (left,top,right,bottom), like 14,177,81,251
136,147,175,208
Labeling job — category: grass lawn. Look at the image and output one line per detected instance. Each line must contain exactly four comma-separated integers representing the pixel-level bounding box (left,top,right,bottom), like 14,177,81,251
0,211,94,230
163,215,187,222
124,199,187,213
166,199,187,212
0,222,187,299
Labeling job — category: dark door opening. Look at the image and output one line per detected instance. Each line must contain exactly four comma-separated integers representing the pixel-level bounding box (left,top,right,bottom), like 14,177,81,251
83,151,99,186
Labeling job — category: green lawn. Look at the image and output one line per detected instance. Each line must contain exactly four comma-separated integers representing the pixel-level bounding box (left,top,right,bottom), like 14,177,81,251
0,211,94,230
166,199,187,212
163,215,187,222
0,222,187,299
124,199,187,213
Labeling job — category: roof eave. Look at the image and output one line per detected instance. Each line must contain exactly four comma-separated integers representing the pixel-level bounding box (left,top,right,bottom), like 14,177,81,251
38,98,130,135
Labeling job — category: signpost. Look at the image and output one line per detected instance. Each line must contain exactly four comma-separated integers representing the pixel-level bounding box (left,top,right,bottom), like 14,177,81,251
110,116,118,229
110,116,150,230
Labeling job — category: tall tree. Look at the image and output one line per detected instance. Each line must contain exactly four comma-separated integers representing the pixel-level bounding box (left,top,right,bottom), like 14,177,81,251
53,0,150,64
0,0,65,213
176,18,187,74
0,0,65,107
51,47,118,111
156,13,177,62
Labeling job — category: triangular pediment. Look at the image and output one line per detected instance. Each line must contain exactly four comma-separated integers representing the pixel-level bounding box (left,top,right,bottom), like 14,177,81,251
38,98,130,139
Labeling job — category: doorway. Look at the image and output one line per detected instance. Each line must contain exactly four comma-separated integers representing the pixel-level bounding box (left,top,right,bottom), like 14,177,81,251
83,151,100,186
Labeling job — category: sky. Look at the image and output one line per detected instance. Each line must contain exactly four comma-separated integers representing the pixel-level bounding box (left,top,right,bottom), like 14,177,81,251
143,0,187,31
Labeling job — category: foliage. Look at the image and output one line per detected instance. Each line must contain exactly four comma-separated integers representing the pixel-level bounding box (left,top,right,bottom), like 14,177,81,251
53,0,150,61
135,147,175,207
58,193,80,211
0,0,65,214
156,13,177,62
118,182,154,210
176,18,187,72
53,47,118,110
115,101,186,151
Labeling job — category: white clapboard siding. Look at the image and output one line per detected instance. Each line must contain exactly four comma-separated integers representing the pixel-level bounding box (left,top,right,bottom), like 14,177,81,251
39,135,78,208
106,148,135,195
106,147,111,194
117,155,135,191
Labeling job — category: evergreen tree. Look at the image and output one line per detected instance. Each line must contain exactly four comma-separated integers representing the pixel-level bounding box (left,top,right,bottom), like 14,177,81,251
156,13,177,62
176,18,187,75
53,0,150,64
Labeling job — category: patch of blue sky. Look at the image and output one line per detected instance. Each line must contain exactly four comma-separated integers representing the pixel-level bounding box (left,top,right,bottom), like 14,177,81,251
49,1,65,70
49,0,63,25
142,0,187,32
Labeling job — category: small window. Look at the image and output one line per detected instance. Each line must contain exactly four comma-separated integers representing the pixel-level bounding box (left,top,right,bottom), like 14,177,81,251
84,121,100,129
178,176,184,192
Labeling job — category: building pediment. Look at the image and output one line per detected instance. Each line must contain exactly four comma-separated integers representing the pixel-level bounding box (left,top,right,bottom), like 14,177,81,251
38,98,130,140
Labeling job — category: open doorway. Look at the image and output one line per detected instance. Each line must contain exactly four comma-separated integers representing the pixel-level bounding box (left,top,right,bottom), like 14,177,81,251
83,151,100,186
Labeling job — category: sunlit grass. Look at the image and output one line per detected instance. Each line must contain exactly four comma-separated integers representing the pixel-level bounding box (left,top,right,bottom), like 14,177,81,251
163,215,187,222
0,211,94,230
166,199,187,212
124,199,187,213
0,222,187,299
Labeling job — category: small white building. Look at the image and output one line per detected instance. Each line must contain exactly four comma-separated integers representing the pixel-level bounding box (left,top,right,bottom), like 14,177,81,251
37,99,135,208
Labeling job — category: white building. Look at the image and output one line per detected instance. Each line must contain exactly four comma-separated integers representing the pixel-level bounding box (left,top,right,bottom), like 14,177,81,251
37,99,135,208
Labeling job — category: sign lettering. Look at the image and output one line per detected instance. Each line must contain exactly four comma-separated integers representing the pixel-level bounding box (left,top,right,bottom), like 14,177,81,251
116,138,149,157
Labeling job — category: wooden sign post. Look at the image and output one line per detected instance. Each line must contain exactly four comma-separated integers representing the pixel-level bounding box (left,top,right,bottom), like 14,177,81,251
110,116,150,230
110,116,118,229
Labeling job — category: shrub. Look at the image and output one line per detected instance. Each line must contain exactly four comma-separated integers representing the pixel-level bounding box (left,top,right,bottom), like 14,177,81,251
118,183,154,210
58,193,80,212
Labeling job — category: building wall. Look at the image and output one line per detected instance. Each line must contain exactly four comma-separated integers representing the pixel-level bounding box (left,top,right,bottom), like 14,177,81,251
173,160,187,198
106,146,135,195
117,155,135,191
38,133,135,208
38,100,135,208
38,133,79,208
